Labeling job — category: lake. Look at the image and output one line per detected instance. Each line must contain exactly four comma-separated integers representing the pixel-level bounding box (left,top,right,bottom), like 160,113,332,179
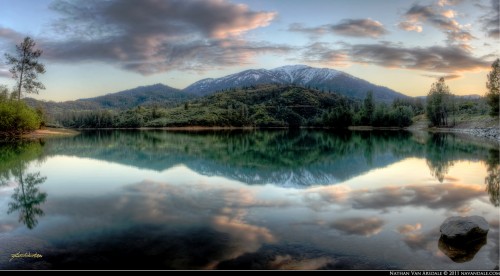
0,130,498,270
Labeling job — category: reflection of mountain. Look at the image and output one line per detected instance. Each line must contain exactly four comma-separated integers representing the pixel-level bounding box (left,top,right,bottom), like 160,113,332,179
36,130,494,187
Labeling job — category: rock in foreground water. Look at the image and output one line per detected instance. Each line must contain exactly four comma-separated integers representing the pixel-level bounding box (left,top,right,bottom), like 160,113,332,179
438,235,487,263
440,216,489,241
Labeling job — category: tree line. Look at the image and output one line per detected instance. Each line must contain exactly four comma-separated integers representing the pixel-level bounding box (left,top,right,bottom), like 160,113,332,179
426,58,499,127
1,36,499,133
51,86,422,129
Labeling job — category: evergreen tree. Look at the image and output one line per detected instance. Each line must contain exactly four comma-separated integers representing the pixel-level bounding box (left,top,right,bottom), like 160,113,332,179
426,78,453,127
362,91,375,125
5,37,46,101
486,58,499,117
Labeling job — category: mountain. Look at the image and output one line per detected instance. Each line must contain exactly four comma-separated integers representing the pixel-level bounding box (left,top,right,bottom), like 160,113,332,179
78,83,196,109
146,85,350,128
184,65,408,102
25,83,198,117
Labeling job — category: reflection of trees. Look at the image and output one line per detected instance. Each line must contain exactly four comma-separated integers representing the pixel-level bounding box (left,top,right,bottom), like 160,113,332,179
0,140,48,229
0,140,45,185
425,134,456,183
41,130,495,186
485,149,499,207
7,168,47,229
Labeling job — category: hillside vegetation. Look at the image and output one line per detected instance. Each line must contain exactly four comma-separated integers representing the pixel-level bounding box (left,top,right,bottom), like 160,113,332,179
52,85,419,129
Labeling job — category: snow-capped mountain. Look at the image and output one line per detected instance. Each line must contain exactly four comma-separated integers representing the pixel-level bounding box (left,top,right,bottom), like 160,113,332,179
184,65,408,102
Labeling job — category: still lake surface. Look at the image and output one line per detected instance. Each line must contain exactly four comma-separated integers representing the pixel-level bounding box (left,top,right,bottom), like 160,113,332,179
0,130,498,270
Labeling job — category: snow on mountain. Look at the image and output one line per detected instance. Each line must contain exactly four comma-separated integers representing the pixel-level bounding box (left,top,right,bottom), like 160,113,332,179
184,65,408,102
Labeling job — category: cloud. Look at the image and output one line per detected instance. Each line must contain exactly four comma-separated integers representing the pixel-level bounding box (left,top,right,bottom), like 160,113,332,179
398,22,423,33
289,19,388,38
481,0,500,39
348,43,489,73
40,0,282,75
437,0,464,7
441,9,457,19
331,19,388,38
0,26,23,43
330,217,385,236
296,42,349,67
398,3,475,46
422,74,462,80
288,23,329,36
299,42,489,73
0,67,10,78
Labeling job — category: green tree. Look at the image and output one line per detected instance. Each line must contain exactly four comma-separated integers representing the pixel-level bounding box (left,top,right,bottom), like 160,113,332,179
486,58,499,117
0,100,41,133
426,78,453,127
362,91,375,125
5,37,46,101
0,84,9,101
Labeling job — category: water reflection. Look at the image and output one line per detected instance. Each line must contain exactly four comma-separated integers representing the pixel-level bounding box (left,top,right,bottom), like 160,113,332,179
330,217,385,236
0,140,45,185
0,130,497,270
7,169,47,229
0,140,48,229
485,149,499,207
40,130,495,187
438,236,487,263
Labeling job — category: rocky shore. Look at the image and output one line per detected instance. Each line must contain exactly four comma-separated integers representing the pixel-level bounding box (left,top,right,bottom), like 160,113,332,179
448,127,500,141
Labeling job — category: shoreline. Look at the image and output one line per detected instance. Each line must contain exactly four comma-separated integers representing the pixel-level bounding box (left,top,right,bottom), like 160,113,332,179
20,127,80,139
428,127,500,142
8,125,498,142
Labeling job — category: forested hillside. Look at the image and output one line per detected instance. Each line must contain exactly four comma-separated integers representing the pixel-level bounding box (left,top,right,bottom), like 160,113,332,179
53,85,420,129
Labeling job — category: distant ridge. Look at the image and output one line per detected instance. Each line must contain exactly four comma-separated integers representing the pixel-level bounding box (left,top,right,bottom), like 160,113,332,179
184,65,408,102
78,83,195,109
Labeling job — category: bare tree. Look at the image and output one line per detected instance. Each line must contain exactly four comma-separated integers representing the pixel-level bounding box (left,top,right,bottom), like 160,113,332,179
5,37,46,101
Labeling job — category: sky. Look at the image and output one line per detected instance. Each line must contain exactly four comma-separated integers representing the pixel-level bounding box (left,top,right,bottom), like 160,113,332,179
0,0,498,101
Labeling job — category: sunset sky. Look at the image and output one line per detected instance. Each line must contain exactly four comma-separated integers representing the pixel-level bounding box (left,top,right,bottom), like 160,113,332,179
0,0,498,101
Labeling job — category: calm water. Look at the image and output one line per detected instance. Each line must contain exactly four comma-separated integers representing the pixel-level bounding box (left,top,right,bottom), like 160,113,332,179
0,130,498,270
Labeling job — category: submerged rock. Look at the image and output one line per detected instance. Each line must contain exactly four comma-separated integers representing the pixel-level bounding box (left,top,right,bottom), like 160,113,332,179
438,235,487,263
438,216,489,263
440,216,489,242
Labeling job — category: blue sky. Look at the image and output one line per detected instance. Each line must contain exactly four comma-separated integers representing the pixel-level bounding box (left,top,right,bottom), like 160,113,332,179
0,0,498,101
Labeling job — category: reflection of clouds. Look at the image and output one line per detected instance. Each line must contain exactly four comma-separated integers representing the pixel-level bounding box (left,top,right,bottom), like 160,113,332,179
330,217,385,237
350,184,484,212
42,180,280,268
304,183,485,214
396,222,438,253
397,223,422,234
270,255,334,270
0,222,15,233
5,169,495,269
487,220,499,267
212,209,275,261
400,227,440,252
303,185,351,211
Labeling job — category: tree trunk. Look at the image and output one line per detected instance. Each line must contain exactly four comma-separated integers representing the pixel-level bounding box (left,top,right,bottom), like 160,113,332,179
17,50,26,101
